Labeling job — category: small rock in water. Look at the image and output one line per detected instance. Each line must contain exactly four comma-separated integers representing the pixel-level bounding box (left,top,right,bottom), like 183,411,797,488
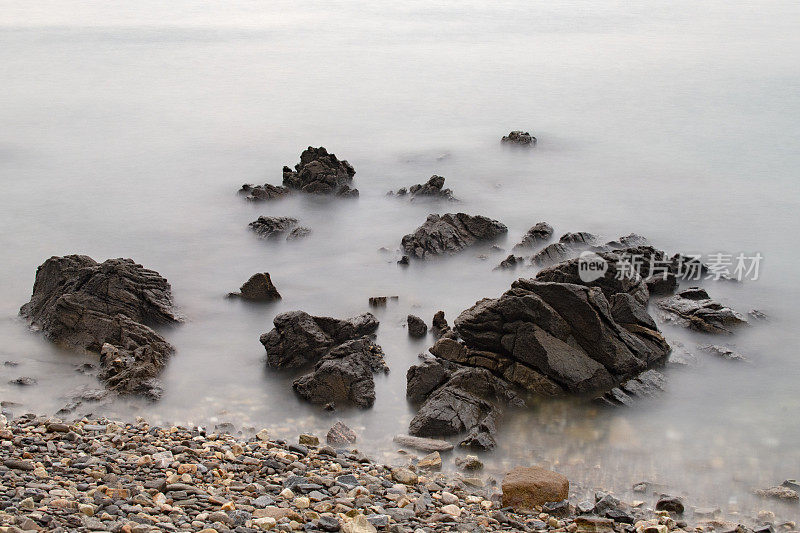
369,295,398,307
502,130,536,145
699,344,748,362
407,314,428,338
9,376,37,386
228,272,282,301
326,420,357,445
755,485,799,501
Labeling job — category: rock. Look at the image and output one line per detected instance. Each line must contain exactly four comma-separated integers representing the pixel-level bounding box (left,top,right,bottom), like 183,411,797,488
531,243,574,267
391,467,418,485
455,455,483,471
645,273,678,296
574,516,615,533
239,183,291,201
292,338,388,408
397,255,410,266
453,278,670,394
655,496,685,514
432,310,451,337
559,231,598,246
342,514,377,533
699,344,748,361
249,216,310,240
496,254,520,270
369,296,398,307
656,287,747,333
513,222,554,250
261,311,379,368
501,466,569,510
417,451,442,470
543,500,571,518
19,255,180,398
596,369,667,406
326,421,357,445
298,434,319,446
502,131,536,145
3,459,34,471
401,213,508,259
389,175,456,201
441,504,461,517
282,146,358,196
406,357,450,402
392,434,454,452
755,486,799,502
407,315,428,338
228,273,281,301
536,253,650,304
8,376,37,386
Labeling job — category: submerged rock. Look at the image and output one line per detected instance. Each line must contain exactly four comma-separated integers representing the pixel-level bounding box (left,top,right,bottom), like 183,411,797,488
292,338,388,408
401,213,508,259
249,216,310,240
19,255,180,399
407,314,428,338
531,243,574,267
260,311,379,368
238,183,291,201
656,287,747,334
392,434,454,452
502,131,536,145
596,369,667,406
228,273,281,301
496,254,521,270
513,222,554,250
282,146,357,196
389,175,456,201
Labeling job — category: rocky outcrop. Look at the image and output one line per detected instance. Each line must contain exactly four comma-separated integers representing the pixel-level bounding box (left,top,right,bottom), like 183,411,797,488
238,183,290,201
496,254,521,270
389,175,456,201
228,273,281,301
531,243,574,267
249,216,310,240
513,222,554,250
407,315,428,338
260,311,379,369
502,131,536,145
595,369,667,406
536,253,650,304
656,287,747,334
282,146,357,196
501,466,569,510
292,338,388,408
401,213,508,259
19,255,180,399
559,232,598,247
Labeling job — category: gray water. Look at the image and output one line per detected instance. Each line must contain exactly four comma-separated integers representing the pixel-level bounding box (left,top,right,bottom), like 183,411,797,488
2,0,799,523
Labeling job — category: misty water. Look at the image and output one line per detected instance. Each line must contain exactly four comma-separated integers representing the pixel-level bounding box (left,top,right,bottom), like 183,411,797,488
1,0,799,523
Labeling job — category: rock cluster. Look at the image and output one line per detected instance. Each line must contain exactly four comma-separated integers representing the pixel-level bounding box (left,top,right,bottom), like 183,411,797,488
19,255,180,400
656,287,747,334
388,175,456,201
401,213,508,259
238,183,291,201
0,414,705,533
249,217,310,240
282,146,358,197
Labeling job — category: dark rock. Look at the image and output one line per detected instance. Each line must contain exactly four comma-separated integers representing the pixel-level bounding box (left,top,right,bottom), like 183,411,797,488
401,213,508,259
453,279,670,394
502,131,536,145
228,273,281,301
19,255,179,398
594,493,620,516
238,183,291,201
655,496,685,514
389,175,456,201
397,255,410,266
531,243,574,267
407,315,428,338
606,509,635,523
369,296,398,307
326,421,357,445
496,254,520,270
9,377,36,386
559,232,598,246
260,311,379,368
249,216,310,240
645,272,678,296
597,369,667,405
409,385,495,437
656,287,747,334
432,311,451,337
536,253,650,304
292,338,388,408
282,146,357,196
406,357,450,402
513,222,554,250
542,500,571,518
3,459,34,471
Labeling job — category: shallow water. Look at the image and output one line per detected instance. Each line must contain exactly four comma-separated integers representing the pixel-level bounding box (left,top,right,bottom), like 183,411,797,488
2,0,800,523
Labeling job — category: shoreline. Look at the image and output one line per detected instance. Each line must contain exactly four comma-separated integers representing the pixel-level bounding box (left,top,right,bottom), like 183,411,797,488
1,414,793,533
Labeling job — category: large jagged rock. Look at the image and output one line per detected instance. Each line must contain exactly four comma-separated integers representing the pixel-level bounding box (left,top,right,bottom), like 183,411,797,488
260,311,379,368
282,146,357,196
238,183,291,201
249,216,310,240
389,175,456,201
536,253,650,304
513,222,554,250
453,279,670,394
292,338,388,408
401,213,508,259
19,255,180,399
228,273,281,301
656,287,747,334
